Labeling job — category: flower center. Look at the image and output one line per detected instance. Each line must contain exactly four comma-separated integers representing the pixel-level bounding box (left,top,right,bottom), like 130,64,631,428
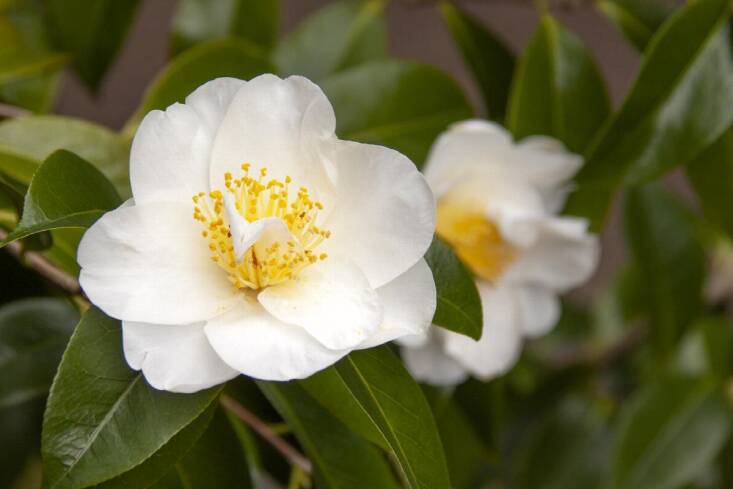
192,164,330,290
436,199,516,283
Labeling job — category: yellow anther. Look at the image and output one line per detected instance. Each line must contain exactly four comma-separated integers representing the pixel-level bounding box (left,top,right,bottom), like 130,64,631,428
192,165,330,290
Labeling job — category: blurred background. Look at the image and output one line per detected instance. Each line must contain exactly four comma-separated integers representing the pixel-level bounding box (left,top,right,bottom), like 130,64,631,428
52,0,662,298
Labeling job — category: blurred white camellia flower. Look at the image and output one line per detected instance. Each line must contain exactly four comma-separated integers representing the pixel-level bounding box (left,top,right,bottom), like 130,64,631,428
77,75,436,393
400,120,599,385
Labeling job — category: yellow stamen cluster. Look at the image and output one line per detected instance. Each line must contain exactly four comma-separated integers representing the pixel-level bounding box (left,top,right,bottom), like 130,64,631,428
436,199,516,283
193,164,330,290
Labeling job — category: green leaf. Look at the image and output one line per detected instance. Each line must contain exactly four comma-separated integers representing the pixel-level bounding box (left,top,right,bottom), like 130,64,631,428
0,115,131,195
1,150,121,247
299,367,387,448
97,405,251,489
423,386,490,489
0,19,67,85
507,15,610,153
0,399,44,488
439,2,514,120
171,0,279,55
44,0,141,90
162,406,253,489
0,71,61,113
0,0,63,112
424,237,483,340
322,60,473,165
42,307,223,489
514,398,608,489
43,228,85,276
259,381,400,489
673,316,732,380
274,0,386,81
124,38,272,135
92,405,216,489
566,0,733,230
624,183,705,353
597,0,670,51
610,377,732,489
307,347,452,489
686,128,733,239
0,298,78,408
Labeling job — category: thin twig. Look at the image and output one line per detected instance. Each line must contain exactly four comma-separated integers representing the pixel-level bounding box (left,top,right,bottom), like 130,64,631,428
0,228,82,294
0,102,30,118
220,394,313,474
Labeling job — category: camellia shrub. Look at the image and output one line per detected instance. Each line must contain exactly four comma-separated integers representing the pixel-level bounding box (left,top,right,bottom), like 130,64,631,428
1,0,732,488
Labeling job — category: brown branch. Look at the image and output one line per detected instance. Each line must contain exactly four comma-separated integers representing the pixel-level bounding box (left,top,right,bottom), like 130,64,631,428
0,102,31,118
220,394,313,475
0,228,82,295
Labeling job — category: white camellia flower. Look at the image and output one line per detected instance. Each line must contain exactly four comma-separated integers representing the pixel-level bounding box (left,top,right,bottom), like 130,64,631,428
400,120,599,385
77,75,437,393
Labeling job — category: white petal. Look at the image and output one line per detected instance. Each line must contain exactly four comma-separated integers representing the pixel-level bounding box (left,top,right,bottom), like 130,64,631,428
209,74,335,194
423,120,581,212
443,283,522,379
323,140,435,287
503,216,600,292
204,300,348,381
130,78,245,205
515,286,561,338
258,257,382,350
401,333,469,386
360,259,436,348
224,194,289,262
123,321,238,393
78,202,238,324
515,136,582,189
423,119,514,199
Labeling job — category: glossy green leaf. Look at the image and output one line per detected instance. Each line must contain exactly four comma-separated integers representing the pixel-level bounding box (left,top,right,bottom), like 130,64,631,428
322,60,473,165
260,381,400,489
567,0,733,230
310,347,452,489
423,386,489,489
171,0,278,55
438,2,514,119
92,406,216,489
1,150,121,247
44,0,140,90
507,15,609,153
424,237,483,340
274,0,386,81
124,38,272,135
514,398,608,489
611,377,732,489
299,367,387,448
97,405,251,489
686,128,733,239
0,115,130,195
42,307,223,489
624,183,705,353
597,0,670,51
0,298,78,408
163,406,252,489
